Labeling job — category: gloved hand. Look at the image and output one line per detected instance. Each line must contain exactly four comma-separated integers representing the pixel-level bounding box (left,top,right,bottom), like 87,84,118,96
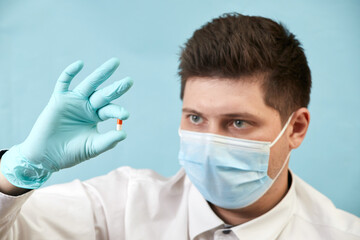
0,58,133,189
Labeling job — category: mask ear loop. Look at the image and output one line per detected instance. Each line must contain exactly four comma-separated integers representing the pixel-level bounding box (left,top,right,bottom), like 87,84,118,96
269,113,294,148
270,151,291,180
268,113,294,180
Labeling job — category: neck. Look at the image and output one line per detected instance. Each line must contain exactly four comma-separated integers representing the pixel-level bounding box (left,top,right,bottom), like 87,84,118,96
210,169,291,226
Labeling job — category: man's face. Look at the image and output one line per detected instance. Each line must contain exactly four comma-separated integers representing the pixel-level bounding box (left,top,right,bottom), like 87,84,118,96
180,76,291,178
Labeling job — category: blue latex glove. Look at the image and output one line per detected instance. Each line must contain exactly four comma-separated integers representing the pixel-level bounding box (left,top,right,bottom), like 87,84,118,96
1,58,133,189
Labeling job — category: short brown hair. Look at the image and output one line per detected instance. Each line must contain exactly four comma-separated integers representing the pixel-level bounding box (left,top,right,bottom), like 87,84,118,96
178,13,311,123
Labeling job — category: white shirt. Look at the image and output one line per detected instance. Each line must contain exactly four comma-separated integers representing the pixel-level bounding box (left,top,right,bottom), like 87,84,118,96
0,167,359,240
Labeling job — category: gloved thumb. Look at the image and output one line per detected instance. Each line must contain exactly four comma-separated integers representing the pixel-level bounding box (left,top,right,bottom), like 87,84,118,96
90,131,127,157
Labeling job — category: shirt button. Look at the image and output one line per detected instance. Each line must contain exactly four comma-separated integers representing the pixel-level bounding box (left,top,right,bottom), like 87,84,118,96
222,229,231,234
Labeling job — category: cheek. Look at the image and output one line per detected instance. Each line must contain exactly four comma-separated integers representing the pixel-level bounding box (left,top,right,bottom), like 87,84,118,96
267,137,289,178
179,117,185,129
180,116,190,130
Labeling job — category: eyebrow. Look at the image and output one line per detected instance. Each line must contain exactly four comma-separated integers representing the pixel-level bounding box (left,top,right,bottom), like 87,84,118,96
182,107,260,120
182,108,203,116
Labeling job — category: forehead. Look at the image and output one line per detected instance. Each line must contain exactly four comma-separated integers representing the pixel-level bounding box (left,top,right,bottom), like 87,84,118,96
182,76,273,116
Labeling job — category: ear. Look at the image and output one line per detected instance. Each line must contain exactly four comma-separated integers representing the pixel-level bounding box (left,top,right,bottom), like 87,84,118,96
288,108,310,149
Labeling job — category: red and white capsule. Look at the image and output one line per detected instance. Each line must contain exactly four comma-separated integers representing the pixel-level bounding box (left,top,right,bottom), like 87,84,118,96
117,119,123,131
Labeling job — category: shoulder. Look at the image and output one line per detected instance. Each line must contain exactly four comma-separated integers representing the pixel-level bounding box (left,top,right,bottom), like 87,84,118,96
123,167,190,196
290,174,360,239
83,166,190,197
84,166,187,186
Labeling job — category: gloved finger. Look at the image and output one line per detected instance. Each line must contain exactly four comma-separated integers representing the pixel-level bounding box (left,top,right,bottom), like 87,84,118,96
97,104,129,121
89,77,133,109
91,130,127,157
73,58,120,97
54,60,84,93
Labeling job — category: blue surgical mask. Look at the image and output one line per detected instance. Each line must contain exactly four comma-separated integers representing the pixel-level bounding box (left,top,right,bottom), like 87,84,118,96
178,115,293,209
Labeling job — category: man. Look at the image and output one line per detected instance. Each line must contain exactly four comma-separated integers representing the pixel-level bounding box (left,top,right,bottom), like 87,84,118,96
0,13,359,239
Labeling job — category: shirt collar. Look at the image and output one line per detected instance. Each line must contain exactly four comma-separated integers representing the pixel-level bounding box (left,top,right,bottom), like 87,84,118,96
187,170,297,240
187,176,224,239
231,170,297,240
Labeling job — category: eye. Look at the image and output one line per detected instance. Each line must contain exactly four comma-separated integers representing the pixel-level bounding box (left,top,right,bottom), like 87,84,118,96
233,120,246,129
189,115,203,125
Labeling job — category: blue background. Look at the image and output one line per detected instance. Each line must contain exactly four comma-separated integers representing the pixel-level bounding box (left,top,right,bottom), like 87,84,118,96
0,0,359,216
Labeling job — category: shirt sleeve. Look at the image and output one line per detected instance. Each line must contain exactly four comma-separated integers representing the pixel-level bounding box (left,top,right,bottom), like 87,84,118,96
0,188,34,238
0,180,98,240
